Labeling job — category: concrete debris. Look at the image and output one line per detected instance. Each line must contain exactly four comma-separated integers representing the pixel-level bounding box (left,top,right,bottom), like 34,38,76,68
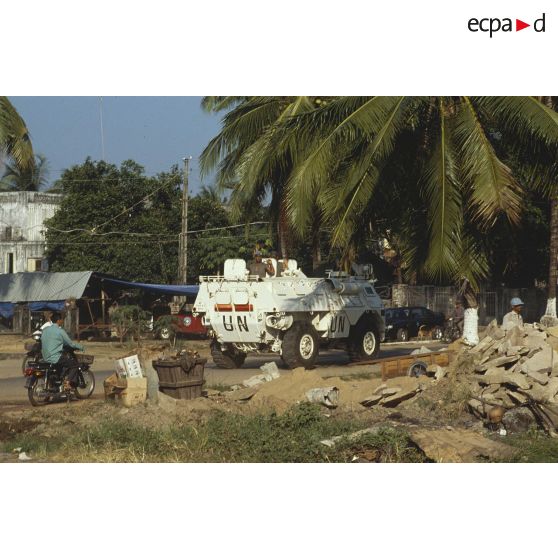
320,425,391,448
242,369,281,388
540,316,558,329
475,354,520,372
546,325,558,338
381,386,420,407
306,387,340,408
360,394,384,407
426,364,446,380
520,346,557,376
259,361,281,378
408,428,515,463
432,320,558,435
359,378,422,408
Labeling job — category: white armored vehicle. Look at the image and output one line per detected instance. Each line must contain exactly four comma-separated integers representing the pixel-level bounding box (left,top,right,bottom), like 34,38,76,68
193,258,384,369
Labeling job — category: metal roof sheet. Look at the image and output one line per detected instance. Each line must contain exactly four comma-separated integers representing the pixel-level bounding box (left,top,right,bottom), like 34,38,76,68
0,271,93,303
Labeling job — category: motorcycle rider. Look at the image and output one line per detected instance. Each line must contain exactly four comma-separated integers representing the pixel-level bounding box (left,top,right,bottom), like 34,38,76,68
40,311,53,330
40,312,85,389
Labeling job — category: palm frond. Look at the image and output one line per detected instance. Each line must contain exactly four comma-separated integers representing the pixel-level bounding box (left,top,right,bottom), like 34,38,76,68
286,96,410,232
0,96,34,170
454,97,522,226
477,96,558,147
421,99,464,282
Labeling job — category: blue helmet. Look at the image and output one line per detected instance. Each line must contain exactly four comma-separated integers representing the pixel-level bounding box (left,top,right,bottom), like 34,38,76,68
510,297,524,307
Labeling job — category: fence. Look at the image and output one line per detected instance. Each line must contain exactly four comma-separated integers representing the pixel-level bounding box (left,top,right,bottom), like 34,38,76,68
388,284,547,326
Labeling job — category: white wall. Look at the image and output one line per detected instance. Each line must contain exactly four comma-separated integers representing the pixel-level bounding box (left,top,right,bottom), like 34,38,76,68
0,191,62,273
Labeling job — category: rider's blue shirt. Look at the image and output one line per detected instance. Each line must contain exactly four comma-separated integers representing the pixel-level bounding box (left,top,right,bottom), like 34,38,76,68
40,324,84,363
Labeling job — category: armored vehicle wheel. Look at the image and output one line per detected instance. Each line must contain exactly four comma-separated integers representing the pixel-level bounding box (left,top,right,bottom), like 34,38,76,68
211,341,246,369
281,323,319,369
348,318,380,361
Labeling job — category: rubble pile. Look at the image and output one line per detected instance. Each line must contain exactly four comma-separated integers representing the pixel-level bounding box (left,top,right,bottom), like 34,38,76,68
451,321,558,434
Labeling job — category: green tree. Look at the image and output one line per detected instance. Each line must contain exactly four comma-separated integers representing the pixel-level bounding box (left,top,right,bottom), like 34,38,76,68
187,195,271,281
45,158,270,283
0,96,34,171
45,159,182,283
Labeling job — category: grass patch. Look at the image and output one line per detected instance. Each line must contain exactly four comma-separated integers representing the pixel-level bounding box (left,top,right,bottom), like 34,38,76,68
502,430,558,463
205,383,232,393
1,403,424,463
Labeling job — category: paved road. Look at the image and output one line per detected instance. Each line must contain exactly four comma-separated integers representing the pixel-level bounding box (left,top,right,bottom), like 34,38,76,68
0,341,446,405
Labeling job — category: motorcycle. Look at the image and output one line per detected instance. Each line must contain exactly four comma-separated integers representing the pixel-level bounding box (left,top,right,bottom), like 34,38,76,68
22,329,43,374
442,318,462,343
23,349,96,406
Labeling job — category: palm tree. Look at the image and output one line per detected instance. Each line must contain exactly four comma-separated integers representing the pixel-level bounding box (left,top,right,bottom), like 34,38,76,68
200,96,323,265
0,154,49,191
279,96,558,343
202,97,558,344
0,96,34,171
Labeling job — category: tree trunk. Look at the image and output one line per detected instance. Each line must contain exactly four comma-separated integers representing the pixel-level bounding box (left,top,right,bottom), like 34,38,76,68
311,215,322,271
462,281,479,346
545,195,558,318
463,308,479,346
542,96,558,319
277,198,289,258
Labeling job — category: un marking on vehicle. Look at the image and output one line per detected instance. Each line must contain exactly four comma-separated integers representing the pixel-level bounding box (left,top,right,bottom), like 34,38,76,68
223,315,249,332
329,315,347,334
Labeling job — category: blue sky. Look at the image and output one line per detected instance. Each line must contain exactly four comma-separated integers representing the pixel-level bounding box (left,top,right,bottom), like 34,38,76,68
9,97,222,193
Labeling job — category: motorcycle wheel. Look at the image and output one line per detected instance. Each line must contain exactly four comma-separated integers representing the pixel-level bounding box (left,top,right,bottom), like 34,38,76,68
74,369,95,399
28,378,50,407
22,353,39,374
22,355,30,375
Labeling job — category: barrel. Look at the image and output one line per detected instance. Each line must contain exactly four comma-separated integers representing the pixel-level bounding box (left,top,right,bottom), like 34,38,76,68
152,357,207,400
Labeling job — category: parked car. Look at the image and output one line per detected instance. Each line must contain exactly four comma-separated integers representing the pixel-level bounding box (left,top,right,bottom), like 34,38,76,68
384,306,445,342
155,299,207,340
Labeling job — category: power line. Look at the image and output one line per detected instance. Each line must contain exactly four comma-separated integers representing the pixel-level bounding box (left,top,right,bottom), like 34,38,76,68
45,231,277,245
46,221,270,237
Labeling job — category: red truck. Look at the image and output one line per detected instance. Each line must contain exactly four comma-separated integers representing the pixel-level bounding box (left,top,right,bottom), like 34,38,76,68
155,299,207,340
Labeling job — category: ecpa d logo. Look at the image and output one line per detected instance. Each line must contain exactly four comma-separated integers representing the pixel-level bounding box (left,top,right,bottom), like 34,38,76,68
468,13,546,37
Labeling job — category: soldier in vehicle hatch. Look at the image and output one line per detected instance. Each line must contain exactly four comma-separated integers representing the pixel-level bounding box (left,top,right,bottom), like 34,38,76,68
249,250,275,279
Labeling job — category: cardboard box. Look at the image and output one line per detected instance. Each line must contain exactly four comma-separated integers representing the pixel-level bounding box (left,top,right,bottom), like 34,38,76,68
115,354,144,379
104,373,147,407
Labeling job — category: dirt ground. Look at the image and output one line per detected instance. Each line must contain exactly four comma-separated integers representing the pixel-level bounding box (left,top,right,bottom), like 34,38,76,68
0,364,485,463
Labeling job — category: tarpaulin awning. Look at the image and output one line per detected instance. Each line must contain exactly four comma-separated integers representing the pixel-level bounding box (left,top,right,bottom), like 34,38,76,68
28,301,66,312
99,277,199,296
0,302,15,319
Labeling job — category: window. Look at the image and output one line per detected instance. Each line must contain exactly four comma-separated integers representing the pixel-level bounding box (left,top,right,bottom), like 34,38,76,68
27,258,43,272
411,308,425,319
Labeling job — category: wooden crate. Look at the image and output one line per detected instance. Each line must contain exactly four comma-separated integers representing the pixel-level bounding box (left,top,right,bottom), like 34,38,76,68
380,351,453,380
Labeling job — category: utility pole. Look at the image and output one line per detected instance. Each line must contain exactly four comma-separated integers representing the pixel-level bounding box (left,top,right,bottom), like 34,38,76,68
179,157,190,284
